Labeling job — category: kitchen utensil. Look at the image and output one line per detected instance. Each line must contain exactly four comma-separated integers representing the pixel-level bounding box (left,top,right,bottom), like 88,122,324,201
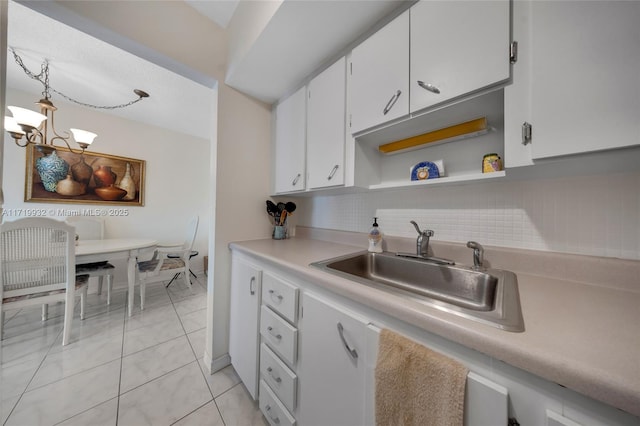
266,200,278,216
285,201,297,213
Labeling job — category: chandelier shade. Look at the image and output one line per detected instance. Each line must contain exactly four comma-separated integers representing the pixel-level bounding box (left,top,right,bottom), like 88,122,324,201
70,128,97,146
4,116,25,135
7,106,47,130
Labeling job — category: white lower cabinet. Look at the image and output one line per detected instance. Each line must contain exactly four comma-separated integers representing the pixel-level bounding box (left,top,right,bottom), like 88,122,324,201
257,271,300,425
297,292,370,426
228,256,262,399
260,380,297,426
231,252,639,426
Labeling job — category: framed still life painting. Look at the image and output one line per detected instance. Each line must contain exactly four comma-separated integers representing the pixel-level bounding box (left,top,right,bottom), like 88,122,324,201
25,144,145,206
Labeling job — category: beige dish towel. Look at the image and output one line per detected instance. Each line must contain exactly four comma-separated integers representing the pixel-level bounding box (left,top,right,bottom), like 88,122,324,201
375,328,468,426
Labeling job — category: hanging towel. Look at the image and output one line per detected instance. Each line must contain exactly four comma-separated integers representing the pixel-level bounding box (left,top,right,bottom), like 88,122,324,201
375,328,468,426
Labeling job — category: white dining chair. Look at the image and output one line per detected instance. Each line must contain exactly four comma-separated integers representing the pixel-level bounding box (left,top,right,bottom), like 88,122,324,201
66,217,115,304
136,216,199,311
0,217,89,346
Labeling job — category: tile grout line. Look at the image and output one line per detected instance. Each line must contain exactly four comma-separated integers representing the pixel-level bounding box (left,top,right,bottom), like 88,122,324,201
114,289,129,426
169,274,228,426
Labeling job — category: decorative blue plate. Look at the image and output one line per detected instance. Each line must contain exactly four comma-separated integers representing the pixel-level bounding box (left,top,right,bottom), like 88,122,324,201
410,161,440,181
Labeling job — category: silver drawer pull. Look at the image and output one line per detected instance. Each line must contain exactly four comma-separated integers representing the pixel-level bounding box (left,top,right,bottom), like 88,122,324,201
267,326,282,340
267,366,282,383
327,164,339,180
417,81,441,94
269,289,284,301
265,405,280,424
292,173,301,186
249,276,256,296
383,89,402,115
337,322,358,360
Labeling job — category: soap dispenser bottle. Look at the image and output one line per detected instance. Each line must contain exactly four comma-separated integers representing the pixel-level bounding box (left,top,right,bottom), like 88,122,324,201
368,217,383,253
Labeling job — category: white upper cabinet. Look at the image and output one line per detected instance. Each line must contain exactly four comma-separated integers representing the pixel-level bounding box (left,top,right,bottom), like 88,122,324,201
274,87,306,194
410,0,510,114
528,1,640,159
350,10,410,135
306,56,347,189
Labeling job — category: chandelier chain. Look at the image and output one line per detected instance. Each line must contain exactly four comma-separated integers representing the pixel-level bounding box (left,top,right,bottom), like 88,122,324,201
10,48,146,110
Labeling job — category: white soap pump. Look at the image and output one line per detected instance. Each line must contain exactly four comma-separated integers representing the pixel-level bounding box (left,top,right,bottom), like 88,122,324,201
368,217,383,253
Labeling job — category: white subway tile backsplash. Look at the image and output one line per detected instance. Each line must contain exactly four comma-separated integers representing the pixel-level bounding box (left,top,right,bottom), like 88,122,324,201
296,172,640,260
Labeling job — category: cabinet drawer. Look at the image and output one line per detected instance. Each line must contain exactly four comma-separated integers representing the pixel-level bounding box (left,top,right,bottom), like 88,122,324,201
262,272,299,324
260,306,298,365
260,380,296,426
260,343,297,412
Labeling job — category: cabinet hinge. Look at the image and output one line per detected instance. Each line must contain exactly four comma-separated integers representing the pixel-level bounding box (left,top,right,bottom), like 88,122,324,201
350,62,353,75
349,114,352,128
522,122,532,145
510,41,518,64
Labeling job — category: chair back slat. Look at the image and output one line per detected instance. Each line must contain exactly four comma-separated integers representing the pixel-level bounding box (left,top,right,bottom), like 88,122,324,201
183,216,199,251
1,219,73,297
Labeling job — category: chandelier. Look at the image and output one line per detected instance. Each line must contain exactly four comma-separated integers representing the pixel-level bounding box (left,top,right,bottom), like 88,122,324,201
4,48,149,155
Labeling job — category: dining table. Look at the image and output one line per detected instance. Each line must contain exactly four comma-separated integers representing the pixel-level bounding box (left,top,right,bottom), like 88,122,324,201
75,238,157,316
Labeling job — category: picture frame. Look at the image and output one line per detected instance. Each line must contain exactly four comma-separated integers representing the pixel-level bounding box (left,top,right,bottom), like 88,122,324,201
25,144,145,206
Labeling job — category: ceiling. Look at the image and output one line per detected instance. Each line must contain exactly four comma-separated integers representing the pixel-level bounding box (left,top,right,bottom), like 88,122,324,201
6,1,213,140
184,0,239,29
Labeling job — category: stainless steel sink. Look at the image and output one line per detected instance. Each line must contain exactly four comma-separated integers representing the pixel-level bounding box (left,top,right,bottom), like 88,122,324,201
311,251,524,332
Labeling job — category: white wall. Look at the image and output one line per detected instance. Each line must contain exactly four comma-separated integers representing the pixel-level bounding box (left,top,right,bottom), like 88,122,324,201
297,170,640,261
210,84,273,367
3,88,211,282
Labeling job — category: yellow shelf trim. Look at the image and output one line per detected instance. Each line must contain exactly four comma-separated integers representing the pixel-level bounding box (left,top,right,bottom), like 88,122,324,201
378,117,489,155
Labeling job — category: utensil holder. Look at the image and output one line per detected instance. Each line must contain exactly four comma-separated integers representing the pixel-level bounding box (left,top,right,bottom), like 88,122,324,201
273,225,287,240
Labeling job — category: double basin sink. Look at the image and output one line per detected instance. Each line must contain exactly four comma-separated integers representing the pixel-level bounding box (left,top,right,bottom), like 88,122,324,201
311,251,524,332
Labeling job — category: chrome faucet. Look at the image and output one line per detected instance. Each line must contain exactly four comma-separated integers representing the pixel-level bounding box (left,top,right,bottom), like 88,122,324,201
410,221,434,257
467,241,484,270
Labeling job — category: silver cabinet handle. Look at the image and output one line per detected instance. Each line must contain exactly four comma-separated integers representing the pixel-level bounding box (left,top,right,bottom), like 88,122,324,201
291,173,301,186
266,366,282,383
327,164,339,180
267,326,282,340
522,122,532,146
417,81,441,94
268,289,284,301
249,276,256,295
383,89,402,115
265,405,280,424
337,322,358,360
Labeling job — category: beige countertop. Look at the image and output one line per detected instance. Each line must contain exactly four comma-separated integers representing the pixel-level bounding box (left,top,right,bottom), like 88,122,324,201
229,229,640,418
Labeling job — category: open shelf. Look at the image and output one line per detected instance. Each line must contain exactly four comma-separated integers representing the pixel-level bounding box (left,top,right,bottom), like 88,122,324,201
368,170,505,190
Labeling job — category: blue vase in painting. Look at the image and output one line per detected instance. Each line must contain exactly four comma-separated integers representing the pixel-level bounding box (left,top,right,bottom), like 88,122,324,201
36,149,69,192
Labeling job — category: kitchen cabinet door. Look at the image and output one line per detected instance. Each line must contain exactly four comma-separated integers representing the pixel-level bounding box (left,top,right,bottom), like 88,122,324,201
297,292,369,426
350,9,409,134
229,255,262,400
274,87,306,194
306,57,346,189
528,1,640,159
410,0,510,114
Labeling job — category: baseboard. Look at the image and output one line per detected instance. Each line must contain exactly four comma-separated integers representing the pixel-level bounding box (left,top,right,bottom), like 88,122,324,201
203,351,231,374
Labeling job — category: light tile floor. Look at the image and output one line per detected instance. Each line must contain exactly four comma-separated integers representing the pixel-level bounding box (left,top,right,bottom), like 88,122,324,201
1,274,268,426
